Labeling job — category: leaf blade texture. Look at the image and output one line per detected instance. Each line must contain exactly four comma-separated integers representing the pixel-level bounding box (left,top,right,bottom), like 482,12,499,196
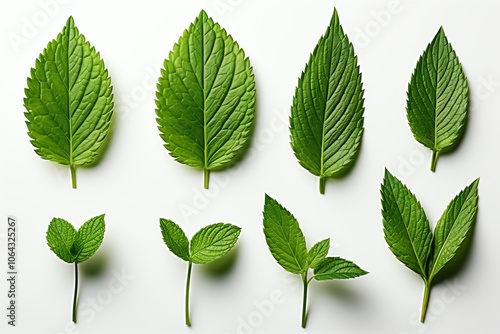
155,9,256,188
23,16,114,188
290,9,364,194
46,218,78,263
406,27,469,171
160,218,190,261
189,223,241,264
262,194,308,274
307,238,330,269
74,214,106,263
381,169,433,278
313,257,368,280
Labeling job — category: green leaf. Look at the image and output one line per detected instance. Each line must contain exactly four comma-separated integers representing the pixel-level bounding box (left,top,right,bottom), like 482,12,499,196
73,214,106,263
160,218,190,261
406,27,469,172
262,194,308,274
428,179,479,280
46,218,78,263
23,16,114,188
381,169,433,279
290,8,364,194
307,238,330,269
313,257,368,280
155,9,256,189
190,223,241,264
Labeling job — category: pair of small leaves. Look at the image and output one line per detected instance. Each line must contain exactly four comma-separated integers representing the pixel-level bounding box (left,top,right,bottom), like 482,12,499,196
406,28,469,171
263,194,367,280
156,10,256,189
290,8,365,194
381,170,478,321
24,16,114,188
160,219,241,265
46,214,106,264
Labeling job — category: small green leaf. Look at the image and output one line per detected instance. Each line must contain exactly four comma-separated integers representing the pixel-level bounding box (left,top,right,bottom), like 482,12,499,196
381,169,433,279
46,217,77,263
190,223,241,264
263,194,308,274
290,8,364,194
156,9,256,189
428,179,479,280
23,16,114,188
73,214,106,263
307,238,330,269
160,218,190,261
406,27,469,171
313,257,368,280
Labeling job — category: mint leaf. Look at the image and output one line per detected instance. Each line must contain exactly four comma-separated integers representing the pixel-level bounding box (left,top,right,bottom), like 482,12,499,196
380,170,479,322
156,9,256,189
23,16,114,188
190,223,241,264
313,257,368,280
428,179,479,280
159,219,241,326
262,194,367,328
46,214,106,323
307,238,330,269
263,194,307,274
381,169,432,278
160,218,190,261
406,27,469,171
290,8,364,194
46,218,77,263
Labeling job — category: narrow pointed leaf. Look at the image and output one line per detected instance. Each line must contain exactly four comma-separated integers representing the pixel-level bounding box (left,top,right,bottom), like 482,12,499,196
156,10,256,189
46,218,78,263
307,238,330,269
190,223,241,264
290,9,364,194
406,27,469,171
160,218,190,261
263,194,308,274
381,170,433,278
74,214,106,263
428,179,479,280
24,16,114,188
313,257,368,280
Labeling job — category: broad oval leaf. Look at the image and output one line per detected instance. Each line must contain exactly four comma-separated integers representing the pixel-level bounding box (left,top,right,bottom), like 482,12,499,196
74,214,106,263
190,223,241,264
24,16,114,188
313,257,368,281
46,217,77,263
160,218,190,261
290,9,364,194
381,169,433,279
307,238,330,269
156,10,256,189
428,179,479,280
406,27,469,172
262,194,308,274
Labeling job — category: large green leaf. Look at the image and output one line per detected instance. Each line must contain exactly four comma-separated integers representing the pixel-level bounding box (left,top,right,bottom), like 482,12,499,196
24,16,114,188
381,170,433,279
189,223,241,264
406,27,469,171
156,10,256,189
290,9,364,194
73,214,106,263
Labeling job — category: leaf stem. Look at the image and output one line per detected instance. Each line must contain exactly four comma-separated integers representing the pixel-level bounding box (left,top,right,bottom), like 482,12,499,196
185,261,193,326
204,169,210,189
319,177,326,194
301,273,309,328
70,165,77,189
430,151,438,172
420,280,431,323
72,262,79,323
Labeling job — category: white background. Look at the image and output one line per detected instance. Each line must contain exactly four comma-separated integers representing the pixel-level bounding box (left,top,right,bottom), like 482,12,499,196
1,0,500,333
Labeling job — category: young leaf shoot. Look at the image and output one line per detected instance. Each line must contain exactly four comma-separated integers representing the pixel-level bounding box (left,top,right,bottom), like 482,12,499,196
290,8,364,194
406,27,469,171
156,10,256,189
262,194,367,328
24,16,114,188
160,219,241,326
381,170,478,322
46,214,106,323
